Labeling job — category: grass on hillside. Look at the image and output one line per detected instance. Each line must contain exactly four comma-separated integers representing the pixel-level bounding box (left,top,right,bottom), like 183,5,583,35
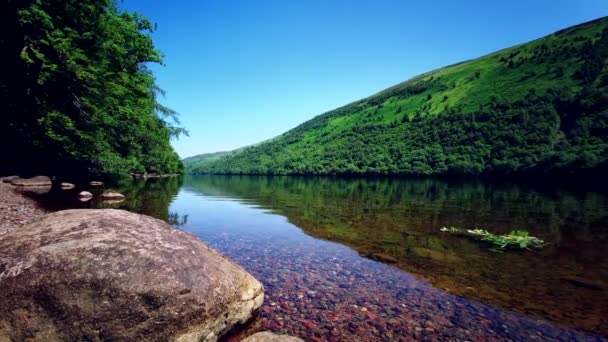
186,17,608,177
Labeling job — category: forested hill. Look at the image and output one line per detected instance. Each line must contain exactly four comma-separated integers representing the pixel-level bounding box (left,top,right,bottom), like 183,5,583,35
183,151,231,170
187,17,608,177
1,0,184,178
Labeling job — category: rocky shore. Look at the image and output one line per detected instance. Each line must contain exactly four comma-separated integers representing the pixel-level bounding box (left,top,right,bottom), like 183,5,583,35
0,178,297,341
0,179,48,235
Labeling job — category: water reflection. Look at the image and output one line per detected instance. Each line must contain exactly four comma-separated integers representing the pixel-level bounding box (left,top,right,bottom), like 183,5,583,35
168,211,189,228
34,176,183,222
181,175,608,336
33,175,608,339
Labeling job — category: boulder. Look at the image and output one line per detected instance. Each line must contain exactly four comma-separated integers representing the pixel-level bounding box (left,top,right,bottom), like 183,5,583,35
0,176,19,183
89,181,104,186
0,209,264,341
61,182,75,190
101,189,125,199
242,332,304,342
78,191,93,201
10,176,52,187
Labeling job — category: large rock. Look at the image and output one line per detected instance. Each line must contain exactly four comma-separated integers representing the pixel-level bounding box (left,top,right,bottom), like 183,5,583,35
0,209,264,341
242,332,304,342
10,176,52,187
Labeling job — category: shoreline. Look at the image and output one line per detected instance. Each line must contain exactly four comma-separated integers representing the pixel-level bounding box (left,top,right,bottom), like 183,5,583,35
0,181,48,235
1,176,605,339
0,179,285,341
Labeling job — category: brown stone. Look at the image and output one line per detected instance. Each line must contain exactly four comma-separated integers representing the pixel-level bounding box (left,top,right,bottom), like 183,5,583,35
101,189,125,199
0,176,19,183
0,181,48,235
0,209,264,341
242,332,304,342
18,185,52,195
10,176,52,187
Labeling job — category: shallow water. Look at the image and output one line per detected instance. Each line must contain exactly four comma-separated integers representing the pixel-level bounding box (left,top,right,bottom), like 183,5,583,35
34,175,608,340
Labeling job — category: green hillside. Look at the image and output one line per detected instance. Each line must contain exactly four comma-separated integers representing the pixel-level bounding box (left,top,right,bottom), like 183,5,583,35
187,18,608,177
183,151,231,171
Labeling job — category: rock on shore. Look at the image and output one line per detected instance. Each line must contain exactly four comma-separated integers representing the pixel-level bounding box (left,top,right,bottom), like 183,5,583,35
242,332,304,342
10,176,52,187
0,181,48,234
61,182,75,189
101,189,125,199
78,191,93,200
0,209,264,341
0,176,19,183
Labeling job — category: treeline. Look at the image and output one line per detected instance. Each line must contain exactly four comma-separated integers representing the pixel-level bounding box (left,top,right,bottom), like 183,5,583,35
0,0,184,178
188,18,608,178
194,89,607,176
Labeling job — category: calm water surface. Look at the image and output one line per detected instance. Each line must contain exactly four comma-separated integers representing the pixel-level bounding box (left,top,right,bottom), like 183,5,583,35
34,175,608,341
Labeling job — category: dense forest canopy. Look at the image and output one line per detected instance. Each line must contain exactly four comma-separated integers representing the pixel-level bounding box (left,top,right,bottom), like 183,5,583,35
186,17,608,178
0,0,184,178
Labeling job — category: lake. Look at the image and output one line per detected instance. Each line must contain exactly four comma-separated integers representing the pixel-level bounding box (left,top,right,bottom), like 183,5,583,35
33,175,608,341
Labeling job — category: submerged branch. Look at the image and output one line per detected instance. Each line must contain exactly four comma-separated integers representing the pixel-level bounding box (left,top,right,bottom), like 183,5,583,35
440,227,546,250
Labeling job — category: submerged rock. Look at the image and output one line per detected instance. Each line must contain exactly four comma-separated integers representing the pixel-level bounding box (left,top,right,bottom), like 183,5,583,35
101,189,125,199
367,252,398,263
10,176,51,187
561,277,605,291
61,182,75,190
0,209,264,341
242,332,304,342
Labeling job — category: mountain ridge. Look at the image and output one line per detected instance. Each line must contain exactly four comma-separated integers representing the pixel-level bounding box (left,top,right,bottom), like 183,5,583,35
186,17,608,177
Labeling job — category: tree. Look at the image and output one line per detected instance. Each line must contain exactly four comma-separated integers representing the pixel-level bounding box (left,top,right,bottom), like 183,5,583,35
0,0,185,178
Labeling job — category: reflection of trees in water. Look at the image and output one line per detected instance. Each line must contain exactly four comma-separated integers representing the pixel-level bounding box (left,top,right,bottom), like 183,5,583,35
183,175,608,242
167,212,189,228
182,175,608,335
112,176,184,222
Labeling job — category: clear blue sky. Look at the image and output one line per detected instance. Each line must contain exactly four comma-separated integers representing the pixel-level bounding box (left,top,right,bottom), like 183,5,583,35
121,0,607,158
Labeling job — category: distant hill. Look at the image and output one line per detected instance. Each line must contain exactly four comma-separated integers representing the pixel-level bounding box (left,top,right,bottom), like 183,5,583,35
183,151,232,171
186,17,608,177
